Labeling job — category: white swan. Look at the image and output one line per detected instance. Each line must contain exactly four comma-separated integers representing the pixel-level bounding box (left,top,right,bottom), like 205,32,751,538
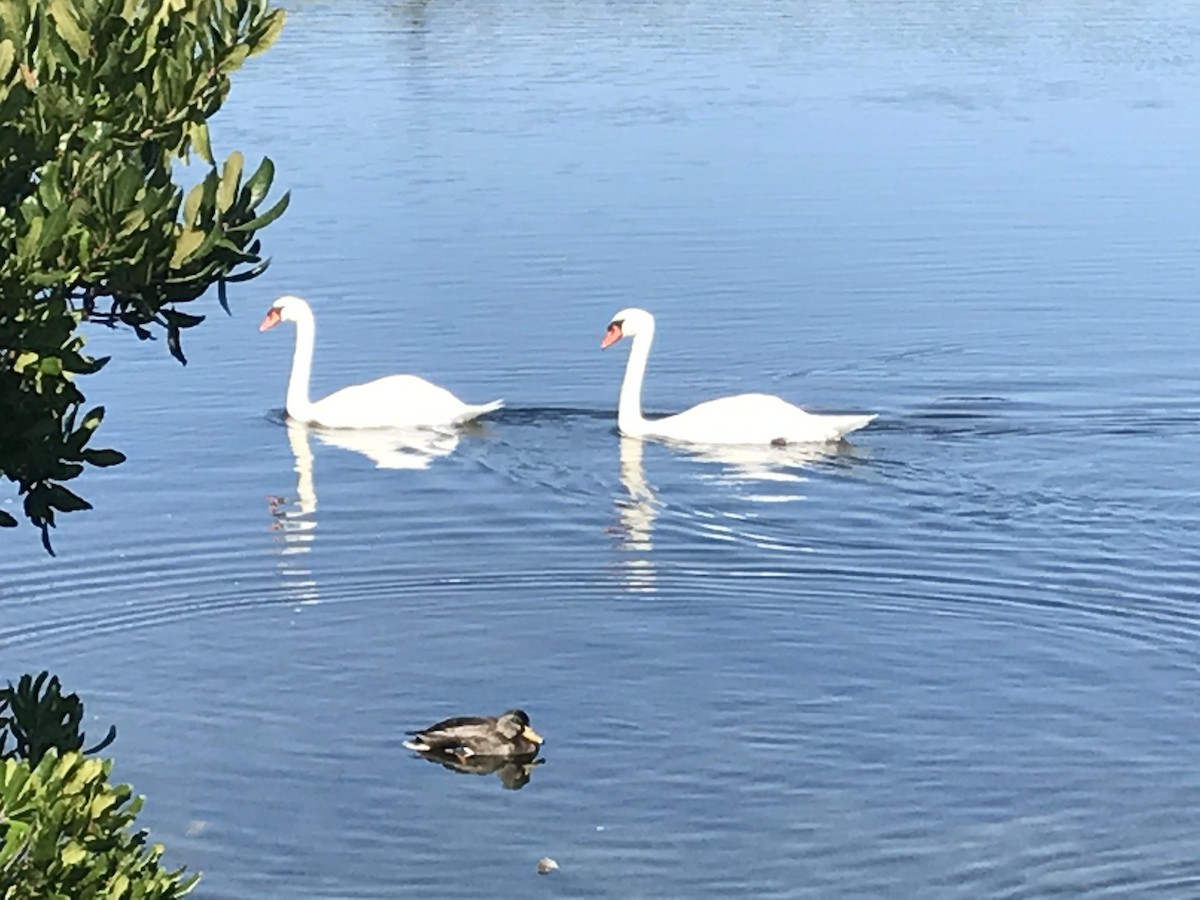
600,307,875,445
259,295,503,429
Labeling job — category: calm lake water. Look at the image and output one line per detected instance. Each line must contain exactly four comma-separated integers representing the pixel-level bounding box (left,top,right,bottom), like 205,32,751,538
4,1,1200,896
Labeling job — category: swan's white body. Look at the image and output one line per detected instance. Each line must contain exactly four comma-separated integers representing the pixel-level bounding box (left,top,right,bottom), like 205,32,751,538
260,295,503,429
601,308,875,445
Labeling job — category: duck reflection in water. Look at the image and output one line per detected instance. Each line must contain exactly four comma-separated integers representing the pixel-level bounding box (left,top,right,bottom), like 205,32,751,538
410,750,545,791
403,709,545,791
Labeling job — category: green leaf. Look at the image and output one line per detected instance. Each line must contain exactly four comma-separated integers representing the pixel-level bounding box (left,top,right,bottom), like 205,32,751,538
81,448,126,467
170,228,205,268
39,203,71,251
217,44,249,75
111,164,144,211
80,407,106,432
60,840,86,866
217,150,244,212
33,523,56,555
118,208,146,238
0,38,15,81
1,819,29,857
162,308,205,328
13,351,38,373
16,216,43,257
47,485,92,513
225,255,272,283
0,510,17,528
188,120,213,165
51,462,85,481
212,236,260,265
241,156,275,208
47,0,90,59
230,191,290,233
90,791,116,818
166,323,187,365
183,181,206,228
249,9,287,56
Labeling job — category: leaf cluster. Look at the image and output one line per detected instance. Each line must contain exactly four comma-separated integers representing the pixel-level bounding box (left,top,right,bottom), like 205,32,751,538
0,751,197,899
0,672,116,766
0,0,288,550
0,672,194,897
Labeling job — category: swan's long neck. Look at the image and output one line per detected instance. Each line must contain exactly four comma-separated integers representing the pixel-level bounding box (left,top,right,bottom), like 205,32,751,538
618,323,654,437
286,309,316,422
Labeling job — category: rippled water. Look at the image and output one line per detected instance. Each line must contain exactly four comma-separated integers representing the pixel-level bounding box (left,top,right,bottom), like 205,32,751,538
4,1,1200,896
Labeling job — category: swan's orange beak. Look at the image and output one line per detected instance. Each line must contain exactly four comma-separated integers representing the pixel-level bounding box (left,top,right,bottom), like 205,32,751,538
600,322,623,349
258,308,281,332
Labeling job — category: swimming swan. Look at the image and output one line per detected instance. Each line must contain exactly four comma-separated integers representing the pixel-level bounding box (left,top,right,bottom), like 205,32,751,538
601,307,874,445
260,294,503,429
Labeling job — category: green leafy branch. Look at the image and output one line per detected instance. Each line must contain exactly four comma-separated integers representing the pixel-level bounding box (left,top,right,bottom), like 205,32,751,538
0,0,289,551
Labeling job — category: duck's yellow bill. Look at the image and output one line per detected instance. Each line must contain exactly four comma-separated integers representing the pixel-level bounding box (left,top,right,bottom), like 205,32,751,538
523,726,544,744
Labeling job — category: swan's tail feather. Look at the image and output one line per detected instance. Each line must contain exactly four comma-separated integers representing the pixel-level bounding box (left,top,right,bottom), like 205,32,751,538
828,413,876,440
453,399,504,425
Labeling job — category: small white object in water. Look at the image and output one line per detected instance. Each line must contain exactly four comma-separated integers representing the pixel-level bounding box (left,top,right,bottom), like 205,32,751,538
537,857,559,875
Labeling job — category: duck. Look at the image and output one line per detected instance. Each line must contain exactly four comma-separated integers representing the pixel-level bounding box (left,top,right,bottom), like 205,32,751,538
601,307,875,445
402,708,544,761
259,294,503,429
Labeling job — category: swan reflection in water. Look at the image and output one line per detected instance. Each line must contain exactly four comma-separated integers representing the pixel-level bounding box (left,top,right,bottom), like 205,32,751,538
267,421,462,600
611,437,661,594
611,435,865,591
306,421,462,471
265,422,321,604
674,438,861,497
409,750,545,791
269,419,461,531
269,419,462,536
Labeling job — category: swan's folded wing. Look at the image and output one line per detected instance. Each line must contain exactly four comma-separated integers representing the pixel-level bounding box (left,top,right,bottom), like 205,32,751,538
647,393,874,445
310,375,488,428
